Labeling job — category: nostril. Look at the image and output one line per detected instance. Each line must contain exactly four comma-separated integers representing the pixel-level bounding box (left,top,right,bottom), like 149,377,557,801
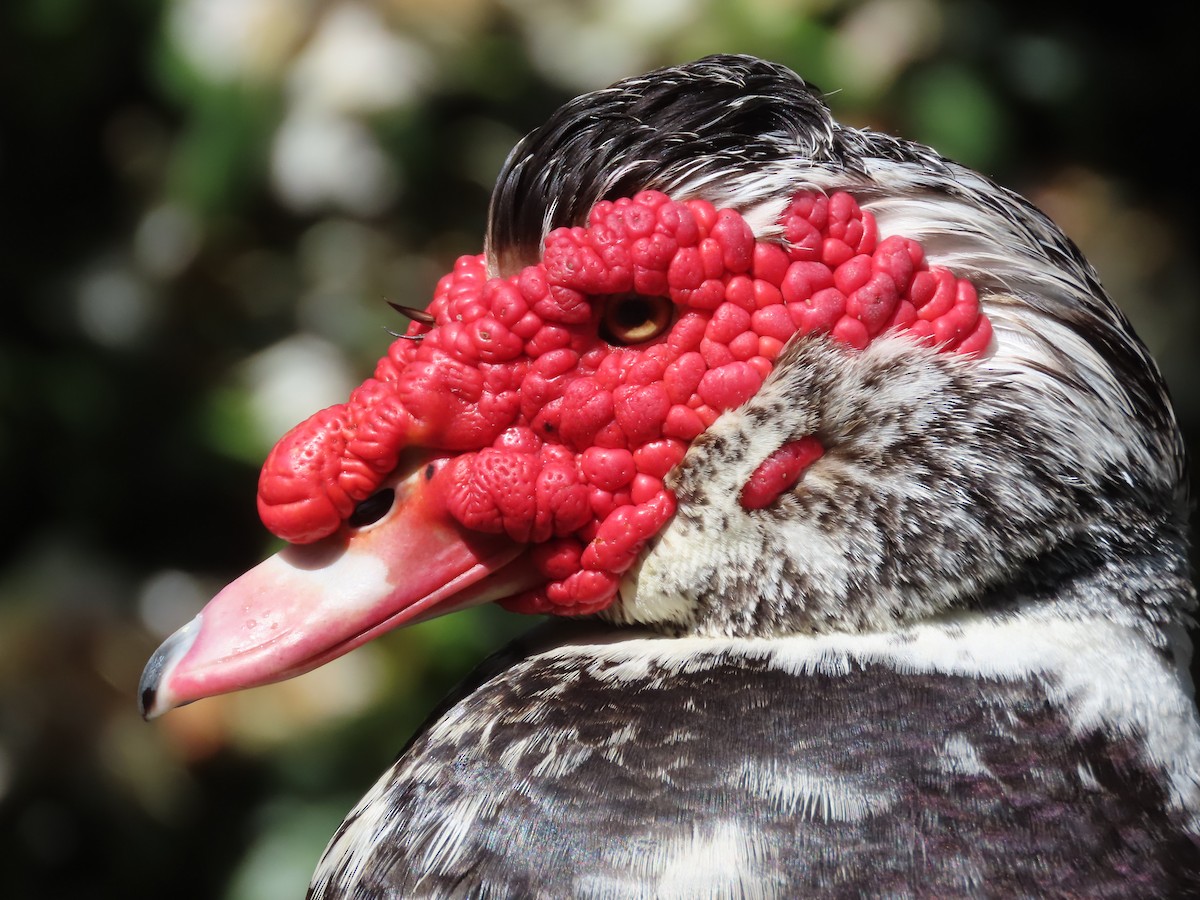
348,489,396,528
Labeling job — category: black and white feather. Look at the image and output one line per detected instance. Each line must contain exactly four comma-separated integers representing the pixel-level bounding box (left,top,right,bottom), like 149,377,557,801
310,55,1200,897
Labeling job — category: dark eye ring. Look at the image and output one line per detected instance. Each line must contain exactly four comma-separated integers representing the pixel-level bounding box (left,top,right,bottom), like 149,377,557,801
348,489,395,528
600,294,673,345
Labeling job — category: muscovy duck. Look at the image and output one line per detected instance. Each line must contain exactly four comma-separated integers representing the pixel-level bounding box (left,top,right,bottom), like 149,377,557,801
140,55,1200,895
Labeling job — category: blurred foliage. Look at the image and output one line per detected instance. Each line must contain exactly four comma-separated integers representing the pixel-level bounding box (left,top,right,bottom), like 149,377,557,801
0,1,1196,897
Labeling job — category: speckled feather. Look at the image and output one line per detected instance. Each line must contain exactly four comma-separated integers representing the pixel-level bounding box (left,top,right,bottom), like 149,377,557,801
309,620,1200,898
308,55,1200,896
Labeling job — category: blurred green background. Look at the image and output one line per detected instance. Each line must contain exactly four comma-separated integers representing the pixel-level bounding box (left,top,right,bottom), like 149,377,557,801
1,1,1196,897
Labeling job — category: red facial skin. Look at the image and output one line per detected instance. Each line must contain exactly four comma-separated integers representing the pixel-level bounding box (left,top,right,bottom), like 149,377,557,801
258,190,991,615
739,437,827,511
142,189,992,717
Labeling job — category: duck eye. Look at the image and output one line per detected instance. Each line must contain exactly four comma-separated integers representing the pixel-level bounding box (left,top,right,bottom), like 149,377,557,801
600,294,673,345
348,489,395,528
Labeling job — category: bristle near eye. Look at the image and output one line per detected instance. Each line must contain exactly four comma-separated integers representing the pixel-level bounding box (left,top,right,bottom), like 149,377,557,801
387,301,436,326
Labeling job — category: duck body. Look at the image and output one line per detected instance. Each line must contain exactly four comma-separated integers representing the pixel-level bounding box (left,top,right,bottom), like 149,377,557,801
139,55,1200,896
312,616,1200,897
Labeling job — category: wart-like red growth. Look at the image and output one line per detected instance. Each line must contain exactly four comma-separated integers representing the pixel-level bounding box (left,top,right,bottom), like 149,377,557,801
257,190,992,615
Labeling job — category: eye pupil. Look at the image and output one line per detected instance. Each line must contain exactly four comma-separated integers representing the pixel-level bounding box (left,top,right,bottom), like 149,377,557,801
600,294,672,345
615,298,651,329
348,489,395,528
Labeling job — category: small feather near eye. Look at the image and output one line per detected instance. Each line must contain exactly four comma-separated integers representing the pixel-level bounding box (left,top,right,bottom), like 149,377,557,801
600,295,673,345
740,437,824,510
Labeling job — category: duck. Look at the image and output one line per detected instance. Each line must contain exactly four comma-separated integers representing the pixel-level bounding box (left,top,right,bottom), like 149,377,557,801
139,55,1200,896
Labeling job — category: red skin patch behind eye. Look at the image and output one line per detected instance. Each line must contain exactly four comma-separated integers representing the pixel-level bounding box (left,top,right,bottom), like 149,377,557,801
739,437,825,510
256,190,992,616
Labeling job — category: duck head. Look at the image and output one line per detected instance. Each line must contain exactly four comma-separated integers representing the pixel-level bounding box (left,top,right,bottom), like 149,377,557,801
141,55,1190,718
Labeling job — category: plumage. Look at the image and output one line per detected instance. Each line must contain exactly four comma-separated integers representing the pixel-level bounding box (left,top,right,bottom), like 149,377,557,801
313,619,1200,896
140,55,1200,896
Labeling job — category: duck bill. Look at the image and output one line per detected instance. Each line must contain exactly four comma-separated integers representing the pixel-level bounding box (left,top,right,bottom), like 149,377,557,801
139,455,538,719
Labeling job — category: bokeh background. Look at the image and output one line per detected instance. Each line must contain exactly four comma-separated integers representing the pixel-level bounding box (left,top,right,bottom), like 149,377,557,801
1,1,1196,897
